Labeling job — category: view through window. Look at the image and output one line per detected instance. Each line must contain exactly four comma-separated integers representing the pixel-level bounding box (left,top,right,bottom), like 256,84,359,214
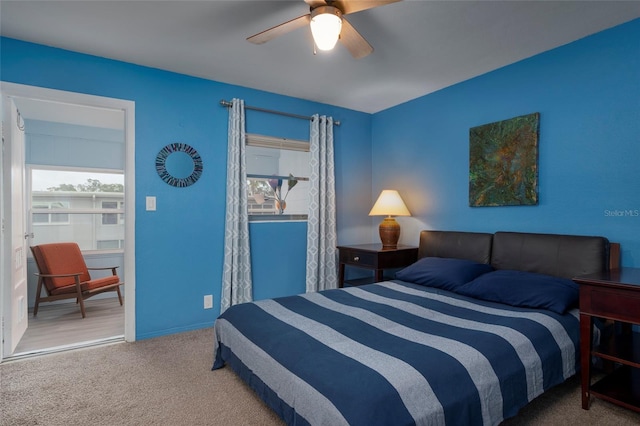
30,168,125,251
246,134,310,220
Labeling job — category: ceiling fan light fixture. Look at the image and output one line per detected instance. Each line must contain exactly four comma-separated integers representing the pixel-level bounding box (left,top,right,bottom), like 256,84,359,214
310,6,343,51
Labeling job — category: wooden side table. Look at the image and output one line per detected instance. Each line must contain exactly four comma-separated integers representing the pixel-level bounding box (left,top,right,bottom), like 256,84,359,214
337,244,418,288
573,267,640,413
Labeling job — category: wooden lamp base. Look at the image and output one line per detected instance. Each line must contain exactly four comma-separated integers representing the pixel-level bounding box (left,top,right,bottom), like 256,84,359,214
378,217,400,248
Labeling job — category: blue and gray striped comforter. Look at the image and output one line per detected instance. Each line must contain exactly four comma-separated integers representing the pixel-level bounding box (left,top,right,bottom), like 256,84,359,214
213,280,580,425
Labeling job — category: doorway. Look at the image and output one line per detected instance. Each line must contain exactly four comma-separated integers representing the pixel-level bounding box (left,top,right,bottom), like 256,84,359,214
0,82,136,361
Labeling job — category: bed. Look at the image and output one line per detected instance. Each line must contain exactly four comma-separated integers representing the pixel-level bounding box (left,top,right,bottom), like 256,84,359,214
213,230,616,425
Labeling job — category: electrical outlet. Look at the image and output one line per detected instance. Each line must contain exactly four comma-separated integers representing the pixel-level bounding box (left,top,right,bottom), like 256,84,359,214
204,294,213,309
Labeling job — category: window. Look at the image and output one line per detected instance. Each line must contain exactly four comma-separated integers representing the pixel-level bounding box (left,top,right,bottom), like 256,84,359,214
32,201,70,224
102,201,124,225
246,134,310,221
29,167,125,251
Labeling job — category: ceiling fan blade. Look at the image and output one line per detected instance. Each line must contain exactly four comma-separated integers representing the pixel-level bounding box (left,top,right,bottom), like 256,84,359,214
247,14,311,45
331,0,401,15
339,18,373,59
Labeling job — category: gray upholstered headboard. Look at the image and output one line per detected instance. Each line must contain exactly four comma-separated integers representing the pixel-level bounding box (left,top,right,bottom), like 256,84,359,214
419,230,612,279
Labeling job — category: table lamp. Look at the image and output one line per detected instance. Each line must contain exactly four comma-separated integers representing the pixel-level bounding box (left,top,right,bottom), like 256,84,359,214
368,190,411,248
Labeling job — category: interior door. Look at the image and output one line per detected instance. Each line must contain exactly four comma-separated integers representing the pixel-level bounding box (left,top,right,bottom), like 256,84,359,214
1,96,29,357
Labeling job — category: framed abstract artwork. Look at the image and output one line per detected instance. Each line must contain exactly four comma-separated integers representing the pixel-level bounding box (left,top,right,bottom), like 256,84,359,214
469,112,540,207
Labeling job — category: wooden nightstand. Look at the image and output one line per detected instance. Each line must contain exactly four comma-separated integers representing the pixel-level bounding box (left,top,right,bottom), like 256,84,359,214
337,244,418,288
573,268,640,413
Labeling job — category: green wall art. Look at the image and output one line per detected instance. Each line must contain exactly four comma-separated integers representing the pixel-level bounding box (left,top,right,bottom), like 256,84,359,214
469,112,540,207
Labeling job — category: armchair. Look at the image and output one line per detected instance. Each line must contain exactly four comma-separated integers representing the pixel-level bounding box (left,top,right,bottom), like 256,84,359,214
30,242,124,318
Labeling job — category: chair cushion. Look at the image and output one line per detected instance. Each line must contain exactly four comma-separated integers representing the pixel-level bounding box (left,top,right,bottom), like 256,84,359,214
50,275,120,295
49,284,81,296
32,243,91,290
82,275,120,292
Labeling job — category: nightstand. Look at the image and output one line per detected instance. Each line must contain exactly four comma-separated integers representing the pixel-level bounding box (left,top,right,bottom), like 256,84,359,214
573,267,640,413
337,244,418,288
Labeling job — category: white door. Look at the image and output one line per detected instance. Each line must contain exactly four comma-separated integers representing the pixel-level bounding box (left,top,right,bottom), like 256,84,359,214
1,96,29,357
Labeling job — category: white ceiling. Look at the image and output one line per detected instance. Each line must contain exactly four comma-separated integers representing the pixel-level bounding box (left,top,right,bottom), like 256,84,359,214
2,1,639,114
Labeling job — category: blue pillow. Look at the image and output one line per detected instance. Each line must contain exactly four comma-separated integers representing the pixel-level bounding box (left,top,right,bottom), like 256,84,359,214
455,269,579,314
395,257,493,292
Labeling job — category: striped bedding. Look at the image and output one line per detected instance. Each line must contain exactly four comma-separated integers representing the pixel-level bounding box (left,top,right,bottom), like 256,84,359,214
212,280,580,426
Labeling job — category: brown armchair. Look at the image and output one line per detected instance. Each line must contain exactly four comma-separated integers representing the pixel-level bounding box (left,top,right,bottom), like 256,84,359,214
30,242,124,318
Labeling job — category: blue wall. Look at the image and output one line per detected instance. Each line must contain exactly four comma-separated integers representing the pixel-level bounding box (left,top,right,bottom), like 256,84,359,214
1,37,373,339
371,19,640,267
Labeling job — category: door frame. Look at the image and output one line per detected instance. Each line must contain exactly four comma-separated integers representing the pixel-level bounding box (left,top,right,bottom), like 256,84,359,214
0,82,136,361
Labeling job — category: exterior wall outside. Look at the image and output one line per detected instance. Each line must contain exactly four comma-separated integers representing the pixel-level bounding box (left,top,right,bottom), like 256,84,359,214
31,191,124,250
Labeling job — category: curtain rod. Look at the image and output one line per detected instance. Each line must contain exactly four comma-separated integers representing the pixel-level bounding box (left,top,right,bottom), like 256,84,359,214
219,100,340,126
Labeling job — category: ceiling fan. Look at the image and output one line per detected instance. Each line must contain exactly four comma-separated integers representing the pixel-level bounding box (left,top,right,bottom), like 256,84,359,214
247,0,401,59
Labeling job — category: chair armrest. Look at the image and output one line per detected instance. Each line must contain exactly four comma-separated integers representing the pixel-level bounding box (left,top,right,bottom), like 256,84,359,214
88,266,119,276
34,272,83,278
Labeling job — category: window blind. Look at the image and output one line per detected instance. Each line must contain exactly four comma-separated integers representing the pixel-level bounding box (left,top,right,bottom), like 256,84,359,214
246,133,310,152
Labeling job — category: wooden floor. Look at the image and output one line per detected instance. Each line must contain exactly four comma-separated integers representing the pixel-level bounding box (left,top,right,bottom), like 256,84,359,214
12,297,125,357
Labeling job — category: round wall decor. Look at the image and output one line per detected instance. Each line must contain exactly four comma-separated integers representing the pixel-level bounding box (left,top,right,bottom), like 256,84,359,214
155,143,203,187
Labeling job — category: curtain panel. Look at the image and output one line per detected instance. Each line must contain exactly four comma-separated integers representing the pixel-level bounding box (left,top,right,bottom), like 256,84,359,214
221,99,253,312
306,115,338,292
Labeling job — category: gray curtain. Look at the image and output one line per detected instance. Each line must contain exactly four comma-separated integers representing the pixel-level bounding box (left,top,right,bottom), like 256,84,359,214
306,114,338,292
221,99,252,312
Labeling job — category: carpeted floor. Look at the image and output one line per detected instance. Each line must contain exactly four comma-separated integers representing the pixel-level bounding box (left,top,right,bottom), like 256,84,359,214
1,327,639,425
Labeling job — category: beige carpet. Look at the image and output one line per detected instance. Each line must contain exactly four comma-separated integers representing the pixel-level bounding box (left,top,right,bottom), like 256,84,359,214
1,327,639,425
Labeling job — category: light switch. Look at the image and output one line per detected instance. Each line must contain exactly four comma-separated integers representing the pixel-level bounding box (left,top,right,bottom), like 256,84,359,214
146,196,157,211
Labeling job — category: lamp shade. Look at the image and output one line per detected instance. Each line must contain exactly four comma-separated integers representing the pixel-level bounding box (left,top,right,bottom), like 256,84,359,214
310,6,343,51
369,190,410,248
369,190,411,217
